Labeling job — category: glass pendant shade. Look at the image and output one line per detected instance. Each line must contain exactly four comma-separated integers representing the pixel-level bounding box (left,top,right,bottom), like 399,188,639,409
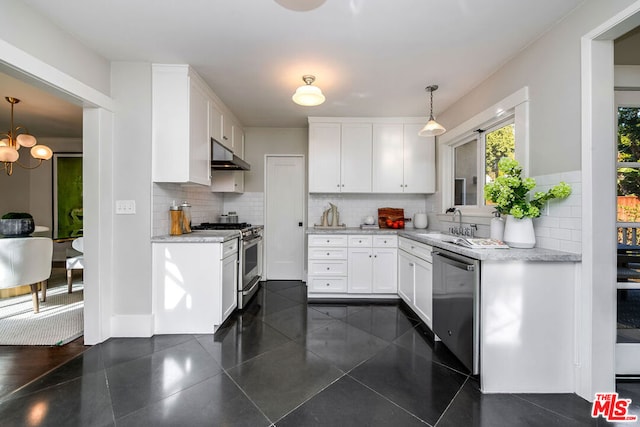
292,75,325,106
16,133,37,147
418,118,446,137
0,146,19,162
31,145,53,160
419,84,446,137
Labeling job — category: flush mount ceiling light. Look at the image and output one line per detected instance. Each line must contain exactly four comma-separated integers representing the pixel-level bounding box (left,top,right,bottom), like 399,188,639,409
274,0,327,12
0,97,52,176
418,85,446,137
292,75,326,106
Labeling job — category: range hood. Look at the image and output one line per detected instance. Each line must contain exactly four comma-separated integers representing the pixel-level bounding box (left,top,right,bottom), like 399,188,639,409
211,138,250,171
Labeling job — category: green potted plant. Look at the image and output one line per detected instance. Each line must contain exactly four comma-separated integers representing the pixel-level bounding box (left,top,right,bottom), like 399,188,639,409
0,212,35,237
484,158,571,248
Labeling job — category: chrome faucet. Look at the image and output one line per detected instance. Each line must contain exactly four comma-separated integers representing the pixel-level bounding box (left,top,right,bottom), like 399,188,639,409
445,207,476,237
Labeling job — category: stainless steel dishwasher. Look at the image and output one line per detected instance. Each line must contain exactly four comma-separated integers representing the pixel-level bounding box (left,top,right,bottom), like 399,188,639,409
432,249,480,374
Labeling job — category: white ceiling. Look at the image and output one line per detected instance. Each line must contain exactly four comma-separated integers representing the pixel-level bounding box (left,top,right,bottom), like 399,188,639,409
1,0,595,135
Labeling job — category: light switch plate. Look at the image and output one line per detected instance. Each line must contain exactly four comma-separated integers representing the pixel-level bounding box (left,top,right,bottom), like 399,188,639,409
115,200,136,215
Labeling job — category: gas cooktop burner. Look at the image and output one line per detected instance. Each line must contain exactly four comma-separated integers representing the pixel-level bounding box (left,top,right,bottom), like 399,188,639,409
192,222,252,230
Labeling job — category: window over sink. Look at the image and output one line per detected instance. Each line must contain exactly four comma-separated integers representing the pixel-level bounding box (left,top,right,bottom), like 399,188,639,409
439,87,529,217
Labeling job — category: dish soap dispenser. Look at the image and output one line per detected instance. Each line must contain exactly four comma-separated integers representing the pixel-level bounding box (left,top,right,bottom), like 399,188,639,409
490,211,505,241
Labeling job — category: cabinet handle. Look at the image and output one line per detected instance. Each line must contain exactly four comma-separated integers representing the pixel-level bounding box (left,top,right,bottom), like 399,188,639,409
326,240,330,243
327,252,330,256
369,255,372,258
404,185,408,188
223,135,228,140
374,255,377,258
341,184,344,187
409,263,414,267
411,246,415,249
326,267,330,270
358,240,362,243
326,283,330,286
337,184,340,187
384,240,387,243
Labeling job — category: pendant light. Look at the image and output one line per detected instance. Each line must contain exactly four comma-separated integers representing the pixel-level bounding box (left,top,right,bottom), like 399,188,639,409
292,75,326,106
418,85,446,137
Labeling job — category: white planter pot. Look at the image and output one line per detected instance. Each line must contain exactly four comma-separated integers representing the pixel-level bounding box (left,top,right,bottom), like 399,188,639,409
503,215,536,248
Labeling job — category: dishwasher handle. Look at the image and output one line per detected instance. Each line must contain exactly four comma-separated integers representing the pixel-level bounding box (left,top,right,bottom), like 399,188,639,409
433,251,475,272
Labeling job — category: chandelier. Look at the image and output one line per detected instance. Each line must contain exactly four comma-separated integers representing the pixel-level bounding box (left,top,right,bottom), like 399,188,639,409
0,97,52,176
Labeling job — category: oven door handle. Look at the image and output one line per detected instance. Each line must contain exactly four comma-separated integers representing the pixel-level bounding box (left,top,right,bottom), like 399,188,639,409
243,236,263,247
242,276,261,296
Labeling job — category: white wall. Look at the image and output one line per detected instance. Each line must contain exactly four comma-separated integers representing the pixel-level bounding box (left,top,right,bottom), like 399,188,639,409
243,127,308,193
110,62,153,317
438,0,637,177
0,0,110,95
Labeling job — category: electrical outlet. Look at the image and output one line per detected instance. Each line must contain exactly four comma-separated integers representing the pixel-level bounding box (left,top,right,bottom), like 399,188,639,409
541,201,550,216
115,200,136,215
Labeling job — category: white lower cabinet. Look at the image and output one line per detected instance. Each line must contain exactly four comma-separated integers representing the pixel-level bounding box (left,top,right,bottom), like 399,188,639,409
308,233,397,298
153,238,238,333
397,236,433,329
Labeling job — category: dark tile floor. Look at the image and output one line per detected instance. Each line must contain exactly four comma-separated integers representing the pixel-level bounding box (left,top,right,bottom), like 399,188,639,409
1,280,639,426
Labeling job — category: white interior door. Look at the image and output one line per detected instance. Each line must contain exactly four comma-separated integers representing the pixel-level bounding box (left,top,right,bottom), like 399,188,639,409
265,155,305,280
615,90,640,376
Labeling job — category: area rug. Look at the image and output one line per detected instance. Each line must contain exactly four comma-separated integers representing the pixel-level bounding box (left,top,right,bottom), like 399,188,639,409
0,284,83,346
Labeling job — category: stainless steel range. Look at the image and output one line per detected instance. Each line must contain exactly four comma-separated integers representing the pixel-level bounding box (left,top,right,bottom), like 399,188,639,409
192,222,263,309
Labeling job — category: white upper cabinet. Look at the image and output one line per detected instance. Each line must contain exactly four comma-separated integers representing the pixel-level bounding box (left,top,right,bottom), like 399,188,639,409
372,123,435,193
232,123,244,157
403,124,435,193
221,112,233,149
152,64,211,186
341,123,372,192
372,123,404,192
309,118,436,194
210,102,223,145
309,122,341,192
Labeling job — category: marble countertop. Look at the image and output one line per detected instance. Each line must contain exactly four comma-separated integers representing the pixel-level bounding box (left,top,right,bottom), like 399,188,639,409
151,230,241,243
307,227,581,262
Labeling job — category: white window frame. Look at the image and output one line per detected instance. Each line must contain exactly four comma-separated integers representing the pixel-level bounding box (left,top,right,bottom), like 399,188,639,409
439,87,530,218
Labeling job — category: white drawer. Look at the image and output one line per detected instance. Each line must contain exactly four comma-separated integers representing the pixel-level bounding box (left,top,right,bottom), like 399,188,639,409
373,235,398,248
222,238,238,258
309,248,348,260
399,237,432,262
308,277,347,293
309,234,348,247
308,260,348,276
348,235,372,247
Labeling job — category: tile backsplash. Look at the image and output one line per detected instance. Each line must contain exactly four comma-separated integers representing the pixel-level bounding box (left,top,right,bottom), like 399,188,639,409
223,192,265,225
308,193,435,228
532,170,581,253
152,183,224,236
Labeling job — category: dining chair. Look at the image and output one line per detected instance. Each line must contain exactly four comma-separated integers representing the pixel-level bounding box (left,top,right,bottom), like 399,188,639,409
0,237,53,313
66,237,84,293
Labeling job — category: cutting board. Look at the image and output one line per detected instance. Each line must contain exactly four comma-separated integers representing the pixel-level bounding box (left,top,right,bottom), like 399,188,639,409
378,207,404,228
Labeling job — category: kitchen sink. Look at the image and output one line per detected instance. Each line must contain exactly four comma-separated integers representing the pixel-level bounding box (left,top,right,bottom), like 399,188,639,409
416,232,457,242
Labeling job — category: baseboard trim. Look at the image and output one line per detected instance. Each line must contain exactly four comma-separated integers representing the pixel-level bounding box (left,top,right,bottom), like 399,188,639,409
110,314,154,337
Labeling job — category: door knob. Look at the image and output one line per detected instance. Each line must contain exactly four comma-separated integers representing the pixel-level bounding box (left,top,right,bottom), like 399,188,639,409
298,222,303,227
